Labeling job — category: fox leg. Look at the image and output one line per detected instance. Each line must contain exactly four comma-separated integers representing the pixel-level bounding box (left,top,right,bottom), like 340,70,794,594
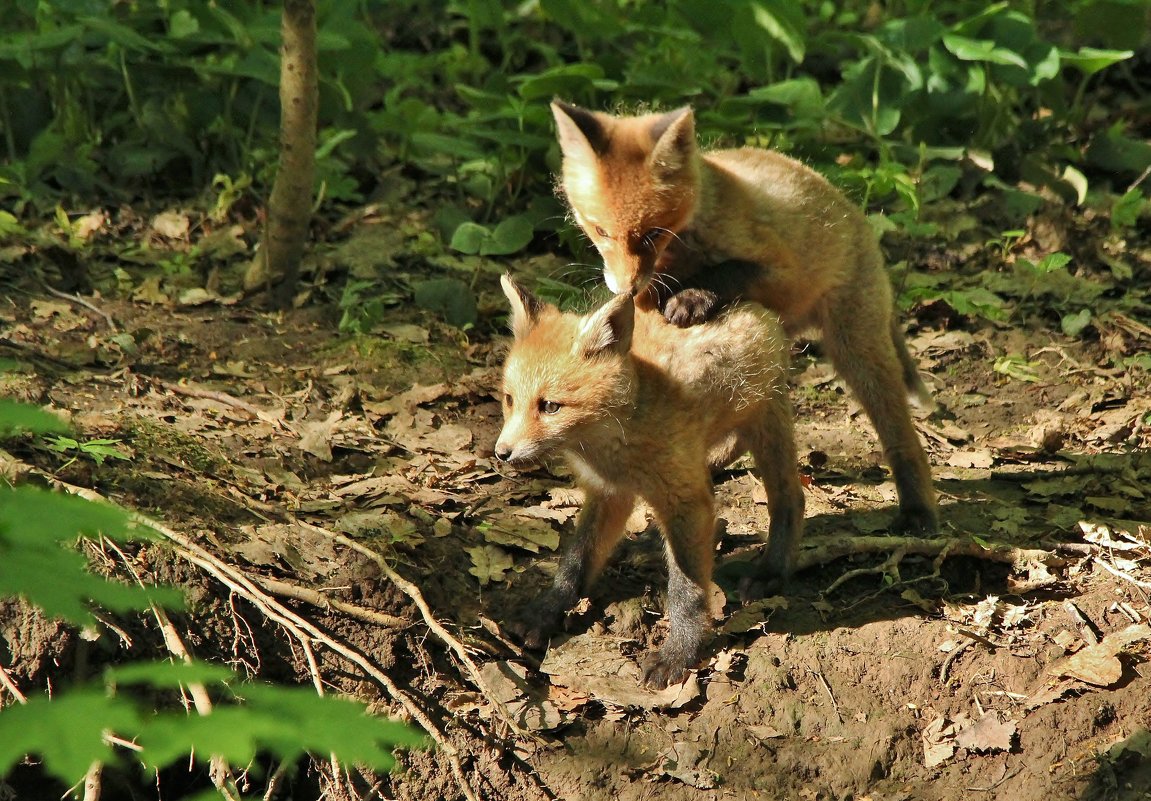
744,396,806,588
820,284,938,534
643,482,716,688
516,489,635,649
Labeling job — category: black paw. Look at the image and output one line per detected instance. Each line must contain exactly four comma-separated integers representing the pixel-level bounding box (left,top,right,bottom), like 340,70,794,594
663,288,721,327
891,505,939,535
506,607,562,650
640,650,692,689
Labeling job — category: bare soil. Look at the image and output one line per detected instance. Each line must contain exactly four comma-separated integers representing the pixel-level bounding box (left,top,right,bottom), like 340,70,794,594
1,219,1150,801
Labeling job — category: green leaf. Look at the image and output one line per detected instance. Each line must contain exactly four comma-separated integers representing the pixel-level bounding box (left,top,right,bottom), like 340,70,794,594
483,215,535,256
747,0,806,63
1061,309,1092,338
412,278,478,327
1061,165,1088,205
1111,188,1147,230
993,354,1041,383
942,34,1028,68
1060,46,1133,76
0,487,182,625
0,400,69,436
0,690,141,785
449,221,489,255
137,683,427,772
516,63,604,101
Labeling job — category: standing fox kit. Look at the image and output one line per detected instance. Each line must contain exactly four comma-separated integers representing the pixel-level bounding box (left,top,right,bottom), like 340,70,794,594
551,100,937,533
495,274,804,688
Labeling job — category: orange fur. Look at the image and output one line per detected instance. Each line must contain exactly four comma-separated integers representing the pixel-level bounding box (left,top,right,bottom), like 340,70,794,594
495,275,803,688
551,100,938,533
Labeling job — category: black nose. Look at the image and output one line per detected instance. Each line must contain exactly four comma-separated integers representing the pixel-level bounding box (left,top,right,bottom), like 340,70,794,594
494,444,512,462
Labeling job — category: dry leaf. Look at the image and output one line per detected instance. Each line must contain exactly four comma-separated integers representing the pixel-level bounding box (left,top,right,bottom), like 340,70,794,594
1046,623,1151,686
467,544,513,585
539,633,701,710
953,714,1017,753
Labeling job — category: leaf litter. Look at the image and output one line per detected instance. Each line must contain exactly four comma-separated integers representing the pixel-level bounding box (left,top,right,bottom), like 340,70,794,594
2,215,1151,801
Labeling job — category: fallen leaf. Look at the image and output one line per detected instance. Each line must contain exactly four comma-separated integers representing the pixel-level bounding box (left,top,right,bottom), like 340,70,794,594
467,544,513,585
953,714,1017,753
747,724,786,741
947,449,995,468
539,633,701,710
722,597,789,634
649,741,718,789
480,514,560,553
1046,623,1151,686
151,209,190,239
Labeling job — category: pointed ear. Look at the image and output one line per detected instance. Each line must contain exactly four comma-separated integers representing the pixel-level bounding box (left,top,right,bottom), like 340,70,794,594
576,292,634,358
551,99,609,159
648,106,696,178
500,273,545,339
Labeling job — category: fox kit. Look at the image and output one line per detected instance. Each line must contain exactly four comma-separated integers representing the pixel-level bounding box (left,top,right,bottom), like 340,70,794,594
494,274,804,688
551,100,937,534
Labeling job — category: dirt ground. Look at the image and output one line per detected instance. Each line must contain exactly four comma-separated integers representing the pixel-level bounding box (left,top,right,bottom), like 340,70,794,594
1,215,1150,800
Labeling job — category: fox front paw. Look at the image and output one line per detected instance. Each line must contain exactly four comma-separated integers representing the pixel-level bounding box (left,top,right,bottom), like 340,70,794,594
663,288,721,327
640,650,693,689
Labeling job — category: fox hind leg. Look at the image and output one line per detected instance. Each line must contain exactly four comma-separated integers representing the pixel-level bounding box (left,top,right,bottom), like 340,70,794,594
740,394,806,597
820,283,938,534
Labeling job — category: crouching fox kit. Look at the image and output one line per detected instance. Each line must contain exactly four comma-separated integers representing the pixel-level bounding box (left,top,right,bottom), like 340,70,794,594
551,100,937,533
494,274,804,688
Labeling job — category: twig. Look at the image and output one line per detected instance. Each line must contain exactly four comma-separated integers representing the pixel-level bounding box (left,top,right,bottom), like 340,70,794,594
251,574,411,629
40,284,118,333
0,663,27,704
939,639,972,686
795,534,1065,573
48,478,479,801
1093,557,1151,590
82,760,103,801
161,380,273,421
298,520,539,741
103,536,240,801
811,657,842,724
823,547,904,594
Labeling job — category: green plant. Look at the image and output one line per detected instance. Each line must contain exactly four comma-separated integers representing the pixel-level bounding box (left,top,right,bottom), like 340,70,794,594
0,401,425,792
45,435,131,468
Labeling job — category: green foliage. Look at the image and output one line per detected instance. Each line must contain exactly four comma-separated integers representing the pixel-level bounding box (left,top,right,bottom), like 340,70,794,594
0,485,183,625
0,400,425,789
0,662,427,787
46,435,131,466
0,398,70,436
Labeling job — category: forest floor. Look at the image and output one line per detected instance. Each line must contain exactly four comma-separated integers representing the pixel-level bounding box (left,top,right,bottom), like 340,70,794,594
1,195,1150,801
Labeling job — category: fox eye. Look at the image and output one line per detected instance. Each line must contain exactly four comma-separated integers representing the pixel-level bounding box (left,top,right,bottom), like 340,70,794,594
539,399,561,415
593,225,609,238
641,228,664,249
503,393,513,408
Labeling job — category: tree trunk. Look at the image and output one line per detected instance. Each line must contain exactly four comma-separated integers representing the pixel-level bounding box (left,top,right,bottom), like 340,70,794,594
245,0,318,308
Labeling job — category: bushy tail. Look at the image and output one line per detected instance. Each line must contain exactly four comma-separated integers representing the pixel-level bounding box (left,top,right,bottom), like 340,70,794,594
891,316,934,412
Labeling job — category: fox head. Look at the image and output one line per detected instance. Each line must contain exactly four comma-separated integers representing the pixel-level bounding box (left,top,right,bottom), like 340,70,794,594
494,274,636,464
551,100,700,296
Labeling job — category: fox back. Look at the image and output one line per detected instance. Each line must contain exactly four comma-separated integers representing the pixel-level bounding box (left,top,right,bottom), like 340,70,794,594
495,278,789,478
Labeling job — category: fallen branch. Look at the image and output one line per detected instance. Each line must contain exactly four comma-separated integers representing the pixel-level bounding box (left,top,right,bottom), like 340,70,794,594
46,477,480,801
251,574,412,630
795,534,1066,574
297,520,541,742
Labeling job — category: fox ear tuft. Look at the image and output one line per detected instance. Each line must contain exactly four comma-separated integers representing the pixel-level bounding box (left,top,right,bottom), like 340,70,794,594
648,106,695,177
576,292,634,358
552,99,609,158
501,274,545,339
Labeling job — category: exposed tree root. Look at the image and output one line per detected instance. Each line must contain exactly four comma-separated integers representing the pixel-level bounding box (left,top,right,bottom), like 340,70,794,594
46,476,483,801
795,533,1067,574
